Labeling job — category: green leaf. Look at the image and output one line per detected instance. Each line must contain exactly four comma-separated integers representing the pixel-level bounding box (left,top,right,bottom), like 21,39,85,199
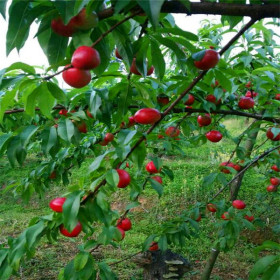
6,62,35,75
192,50,206,61
221,15,243,29
202,172,218,187
0,89,17,123
20,125,39,148
6,136,22,167
157,27,198,41
25,221,45,249
47,82,67,101
89,151,112,173
58,119,75,143
114,0,132,14
89,90,102,118
6,1,51,55
125,201,140,211
53,0,76,24
214,69,232,93
148,178,163,197
117,129,137,145
158,235,168,251
63,191,83,231
249,255,277,279
37,83,55,119
152,35,186,72
150,38,165,79
41,126,58,155
74,251,89,271
0,133,12,155
136,0,165,27
45,31,69,66
0,0,7,19
106,169,119,187
25,85,40,117
131,142,147,170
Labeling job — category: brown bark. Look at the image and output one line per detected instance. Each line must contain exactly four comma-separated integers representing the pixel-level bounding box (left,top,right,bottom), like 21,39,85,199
98,2,280,20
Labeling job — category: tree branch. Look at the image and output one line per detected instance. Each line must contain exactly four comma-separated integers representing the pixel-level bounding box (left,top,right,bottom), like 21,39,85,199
97,2,280,20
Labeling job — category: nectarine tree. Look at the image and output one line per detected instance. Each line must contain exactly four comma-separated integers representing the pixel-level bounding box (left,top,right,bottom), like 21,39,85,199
0,1,279,279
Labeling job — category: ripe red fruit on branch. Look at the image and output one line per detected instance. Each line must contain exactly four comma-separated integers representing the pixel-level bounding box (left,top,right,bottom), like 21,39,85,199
62,65,91,88
221,212,230,220
116,169,131,188
271,165,280,172
49,197,66,212
270,177,280,186
130,58,154,76
184,94,195,105
194,50,220,70
117,218,132,231
77,122,87,133
59,109,68,116
232,200,246,209
275,94,280,100
165,126,180,137
238,97,255,109
134,108,161,124
116,227,125,240
157,95,169,106
195,214,202,222
71,46,100,70
197,114,212,127
245,81,252,88
207,203,217,213
220,162,235,174
158,134,164,139
149,242,159,251
60,222,82,237
128,116,136,127
49,171,57,179
86,109,93,118
267,185,277,192
266,128,280,141
206,130,223,143
115,49,122,59
205,95,221,105
245,91,258,98
51,18,76,37
104,133,114,142
151,176,163,184
146,161,161,174
70,8,98,30
244,215,254,222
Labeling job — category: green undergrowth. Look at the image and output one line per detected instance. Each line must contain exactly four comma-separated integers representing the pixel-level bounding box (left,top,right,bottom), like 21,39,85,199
0,118,279,279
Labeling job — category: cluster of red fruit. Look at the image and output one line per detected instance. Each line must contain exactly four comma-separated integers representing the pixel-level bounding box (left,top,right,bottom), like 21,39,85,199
267,165,280,192
207,200,254,222
266,127,280,141
49,197,82,237
220,161,241,174
62,46,101,88
51,8,98,37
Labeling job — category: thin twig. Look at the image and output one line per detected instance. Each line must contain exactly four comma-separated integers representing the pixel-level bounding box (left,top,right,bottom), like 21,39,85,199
109,251,142,266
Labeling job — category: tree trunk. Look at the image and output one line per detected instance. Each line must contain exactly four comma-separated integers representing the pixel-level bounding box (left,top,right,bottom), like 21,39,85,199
200,248,220,280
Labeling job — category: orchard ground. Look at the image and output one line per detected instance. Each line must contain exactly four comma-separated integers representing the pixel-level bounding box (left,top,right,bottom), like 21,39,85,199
0,118,279,279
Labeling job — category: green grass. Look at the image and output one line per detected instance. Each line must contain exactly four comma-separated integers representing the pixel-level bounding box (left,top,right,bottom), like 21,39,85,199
0,118,279,279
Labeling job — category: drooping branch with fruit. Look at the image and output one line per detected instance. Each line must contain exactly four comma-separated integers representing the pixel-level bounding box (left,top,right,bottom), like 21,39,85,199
0,1,279,279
